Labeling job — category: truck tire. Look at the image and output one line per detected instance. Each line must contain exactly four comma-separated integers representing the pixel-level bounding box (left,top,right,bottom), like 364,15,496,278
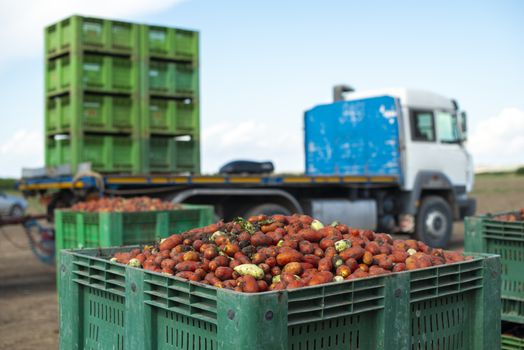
414,196,452,248
243,203,292,218
47,191,74,222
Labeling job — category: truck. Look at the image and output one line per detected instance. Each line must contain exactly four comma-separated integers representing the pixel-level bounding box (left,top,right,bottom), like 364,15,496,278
19,85,475,248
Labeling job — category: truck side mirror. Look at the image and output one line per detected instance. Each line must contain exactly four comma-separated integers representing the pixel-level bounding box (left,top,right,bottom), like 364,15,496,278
459,111,467,140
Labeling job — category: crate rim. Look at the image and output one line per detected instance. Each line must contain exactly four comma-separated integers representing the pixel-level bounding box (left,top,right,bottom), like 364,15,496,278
502,332,524,342
45,14,200,35
55,202,211,214
62,246,498,297
468,210,523,221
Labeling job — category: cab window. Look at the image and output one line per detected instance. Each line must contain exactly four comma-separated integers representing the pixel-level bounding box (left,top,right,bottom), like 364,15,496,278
435,111,461,143
410,110,435,142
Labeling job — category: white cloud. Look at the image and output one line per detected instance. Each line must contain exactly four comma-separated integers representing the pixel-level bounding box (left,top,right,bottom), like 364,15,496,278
0,0,185,69
201,121,303,174
0,129,44,178
469,107,524,169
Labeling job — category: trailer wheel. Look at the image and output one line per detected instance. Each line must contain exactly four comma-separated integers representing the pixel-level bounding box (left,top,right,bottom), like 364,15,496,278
47,191,74,222
414,196,453,248
244,203,292,218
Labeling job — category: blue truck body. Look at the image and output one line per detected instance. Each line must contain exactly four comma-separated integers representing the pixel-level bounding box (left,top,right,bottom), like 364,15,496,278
304,96,402,179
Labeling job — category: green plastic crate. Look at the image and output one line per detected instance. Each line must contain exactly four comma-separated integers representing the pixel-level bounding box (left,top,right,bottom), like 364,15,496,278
44,16,201,176
144,137,200,173
147,61,198,96
45,15,140,56
54,204,214,297
143,98,199,136
141,25,198,61
44,134,200,174
46,53,139,94
54,204,214,251
175,138,200,172
45,134,141,173
503,333,524,350
46,93,139,134
59,248,500,350
465,212,524,324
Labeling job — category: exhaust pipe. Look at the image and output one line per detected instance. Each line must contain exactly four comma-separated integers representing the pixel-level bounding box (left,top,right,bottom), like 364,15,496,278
333,84,355,102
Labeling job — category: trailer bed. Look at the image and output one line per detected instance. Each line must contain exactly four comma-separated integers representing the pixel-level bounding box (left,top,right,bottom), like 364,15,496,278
18,173,399,192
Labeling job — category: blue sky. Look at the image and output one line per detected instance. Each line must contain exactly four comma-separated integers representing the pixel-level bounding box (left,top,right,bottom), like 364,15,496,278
1,0,523,177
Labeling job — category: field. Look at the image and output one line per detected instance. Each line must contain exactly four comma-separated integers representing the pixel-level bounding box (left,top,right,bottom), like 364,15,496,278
469,174,524,212
0,174,523,349
451,174,524,248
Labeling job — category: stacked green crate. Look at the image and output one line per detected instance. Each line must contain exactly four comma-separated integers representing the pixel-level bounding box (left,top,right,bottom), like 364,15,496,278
45,16,201,174
46,93,138,134
45,16,141,173
45,135,140,173
140,25,200,173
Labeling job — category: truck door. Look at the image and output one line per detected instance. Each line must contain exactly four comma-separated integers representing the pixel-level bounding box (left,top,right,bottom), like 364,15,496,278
406,109,468,187
433,110,468,187
406,109,440,181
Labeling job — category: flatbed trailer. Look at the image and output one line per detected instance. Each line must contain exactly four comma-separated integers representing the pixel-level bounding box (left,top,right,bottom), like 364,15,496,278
18,173,400,222
18,173,398,191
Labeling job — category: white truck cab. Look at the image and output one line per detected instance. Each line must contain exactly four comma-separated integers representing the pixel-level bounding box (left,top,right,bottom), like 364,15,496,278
344,88,474,190
339,86,476,246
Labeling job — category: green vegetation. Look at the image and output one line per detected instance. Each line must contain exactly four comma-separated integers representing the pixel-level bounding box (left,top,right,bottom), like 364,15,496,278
476,167,524,177
475,171,510,176
0,178,16,190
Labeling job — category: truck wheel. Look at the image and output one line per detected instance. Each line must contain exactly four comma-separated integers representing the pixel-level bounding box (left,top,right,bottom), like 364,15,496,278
414,196,452,248
244,203,292,218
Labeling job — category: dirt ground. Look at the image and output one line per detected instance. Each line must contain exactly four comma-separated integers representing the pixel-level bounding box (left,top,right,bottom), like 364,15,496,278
0,224,58,349
0,174,523,349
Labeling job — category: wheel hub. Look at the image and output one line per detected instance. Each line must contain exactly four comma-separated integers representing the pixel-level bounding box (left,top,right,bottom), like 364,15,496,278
424,210,447,239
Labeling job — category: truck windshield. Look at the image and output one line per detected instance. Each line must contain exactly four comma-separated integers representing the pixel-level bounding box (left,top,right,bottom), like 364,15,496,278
435,111,461,143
